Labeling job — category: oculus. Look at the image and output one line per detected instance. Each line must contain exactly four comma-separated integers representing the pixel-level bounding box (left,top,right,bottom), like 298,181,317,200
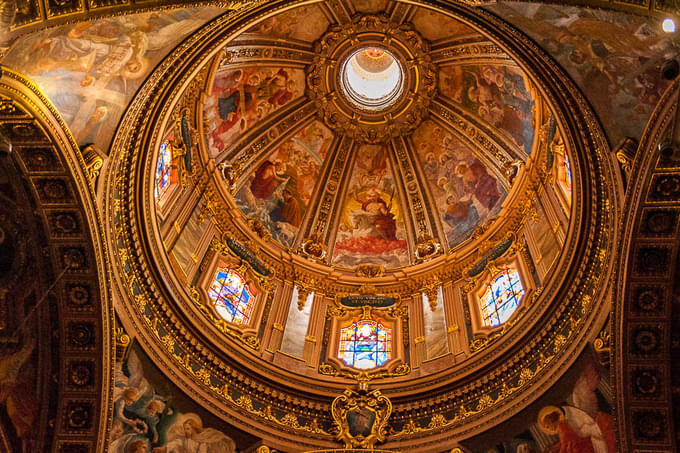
341,47,404,110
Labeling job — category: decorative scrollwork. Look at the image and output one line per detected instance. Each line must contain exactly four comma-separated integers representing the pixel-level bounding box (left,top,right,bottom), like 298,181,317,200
307,15,436,143
331,388,393,448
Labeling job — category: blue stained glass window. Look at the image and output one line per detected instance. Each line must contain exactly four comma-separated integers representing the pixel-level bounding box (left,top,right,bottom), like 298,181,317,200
480,268,524,327
564,153,572,192
338,319,392,370
207,266,256,325
154,138,176,202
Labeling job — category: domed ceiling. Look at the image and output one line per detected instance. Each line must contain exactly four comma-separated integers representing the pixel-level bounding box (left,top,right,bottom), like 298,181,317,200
195,2,539,271
103,0,618,450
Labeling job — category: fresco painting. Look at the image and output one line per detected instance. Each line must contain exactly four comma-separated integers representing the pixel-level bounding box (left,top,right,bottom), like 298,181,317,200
352,0,388,14
1,8,225,151
0,332,37,451
439,64,535,155
204,66,306,157
235,121,333,247
410,7,476,42
463,350,615,453
333,144,408,268
413,120,506,249
111,342,257,452
486,3,680,145
243,4,330,42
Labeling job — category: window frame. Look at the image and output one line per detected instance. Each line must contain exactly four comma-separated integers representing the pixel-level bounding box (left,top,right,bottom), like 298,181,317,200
197,253,268,336
154,130,184,219
326,305,405,373
467,254,534,336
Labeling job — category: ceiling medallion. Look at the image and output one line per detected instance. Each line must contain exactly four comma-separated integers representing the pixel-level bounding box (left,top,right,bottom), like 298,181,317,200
307,15,436,143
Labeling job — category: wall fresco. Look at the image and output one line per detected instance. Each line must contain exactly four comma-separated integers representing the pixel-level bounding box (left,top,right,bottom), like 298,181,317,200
204,66,306,157
413,120,506,249
462,350,615,453
410,6,477,42
486,2,680,146
243,4,330,42
111,342,258,452
234,121,333,247
332,144,409,268
1,8,225,151
439,63,535,155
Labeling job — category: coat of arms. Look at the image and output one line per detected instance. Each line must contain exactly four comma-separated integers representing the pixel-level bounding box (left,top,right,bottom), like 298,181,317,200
331,387,392,448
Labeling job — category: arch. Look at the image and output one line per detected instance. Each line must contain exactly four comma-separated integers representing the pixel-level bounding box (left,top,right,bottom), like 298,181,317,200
614,76,680,451
0,67,114,452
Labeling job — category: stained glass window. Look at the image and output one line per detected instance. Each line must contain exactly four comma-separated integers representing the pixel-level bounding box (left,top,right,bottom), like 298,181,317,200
480,268,524,327
207,265,256,326
563,153,572,192
338,318,392,370
154,136,176,202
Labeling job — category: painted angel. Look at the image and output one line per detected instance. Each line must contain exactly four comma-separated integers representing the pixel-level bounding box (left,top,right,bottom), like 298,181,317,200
152,413,236,453
113,351,152,438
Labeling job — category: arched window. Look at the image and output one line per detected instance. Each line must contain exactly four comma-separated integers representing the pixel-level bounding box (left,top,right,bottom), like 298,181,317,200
480,268,524,327
338,318,392,370
154,136,177,202
207,265,256,326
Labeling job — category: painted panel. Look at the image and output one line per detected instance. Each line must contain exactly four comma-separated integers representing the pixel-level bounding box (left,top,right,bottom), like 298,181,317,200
413,120,507,249
486,3,680,146
332,144,409,268
531,200,560,272
2,8,225,151
234,121,333,247
204,66,306,157
423,287,449,360
243,4,330,42
279,286,313,358
439,63,535,154
111,343,258,452
171,203,209,278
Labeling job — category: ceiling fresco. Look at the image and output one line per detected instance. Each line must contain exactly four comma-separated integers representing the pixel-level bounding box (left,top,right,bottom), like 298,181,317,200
409,6,477,42
241,4,330,42
1,7,226,151
190,2,542,268
412,120,507,249
204,66,306,157
485,2,680,147
331,144,409,268
234,120,334,247
439,63,535,155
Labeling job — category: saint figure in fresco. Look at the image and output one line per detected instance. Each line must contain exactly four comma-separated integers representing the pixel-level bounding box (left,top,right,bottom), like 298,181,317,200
357,188,397,241
152,413,236,453
454,161,501,211
538,361,616,453
444,196,480,233
249,160,286,200
272,187,302,227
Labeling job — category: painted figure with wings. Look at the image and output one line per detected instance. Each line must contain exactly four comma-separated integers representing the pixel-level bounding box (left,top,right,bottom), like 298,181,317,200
152,413,236,453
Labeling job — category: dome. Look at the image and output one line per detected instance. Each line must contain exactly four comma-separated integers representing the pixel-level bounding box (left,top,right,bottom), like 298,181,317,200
102,1,618,451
